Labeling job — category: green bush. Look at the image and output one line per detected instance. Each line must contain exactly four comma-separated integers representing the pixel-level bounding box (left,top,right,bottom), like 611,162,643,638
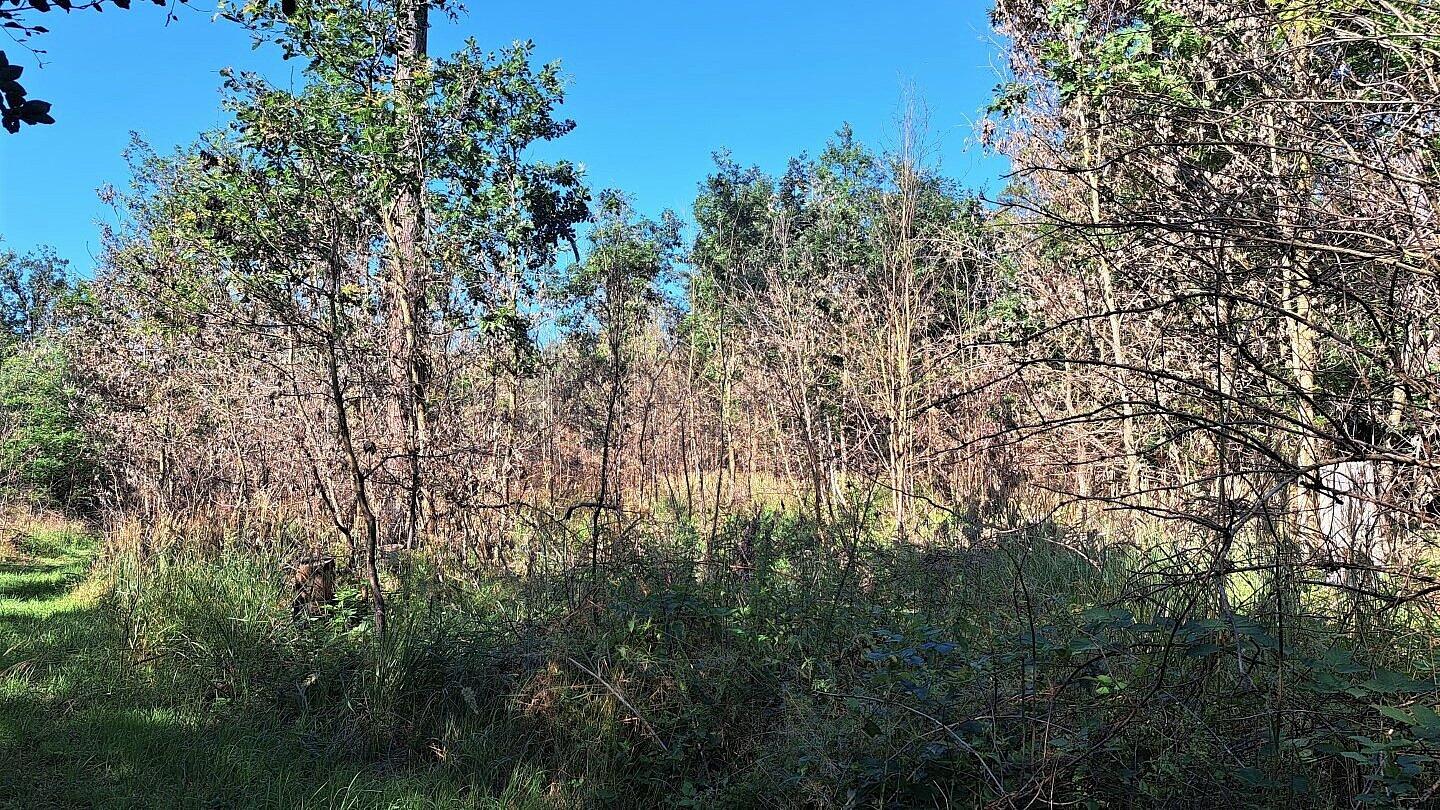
0,342,94,505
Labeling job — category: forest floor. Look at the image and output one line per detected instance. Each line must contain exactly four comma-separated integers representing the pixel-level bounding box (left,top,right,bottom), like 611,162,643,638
0,519,504,810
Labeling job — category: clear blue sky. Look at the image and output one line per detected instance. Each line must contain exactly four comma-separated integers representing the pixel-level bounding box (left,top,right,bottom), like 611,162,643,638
0,1,1009,275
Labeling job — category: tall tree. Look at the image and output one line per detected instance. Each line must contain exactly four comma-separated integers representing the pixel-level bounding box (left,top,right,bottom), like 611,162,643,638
104,1,588,629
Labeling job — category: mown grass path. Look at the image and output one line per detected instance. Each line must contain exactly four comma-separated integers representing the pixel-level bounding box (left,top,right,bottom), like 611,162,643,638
0,523,534,809
0,525,222,809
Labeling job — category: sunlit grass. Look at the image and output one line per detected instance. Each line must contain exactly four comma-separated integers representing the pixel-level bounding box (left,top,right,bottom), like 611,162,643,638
0,514,564,809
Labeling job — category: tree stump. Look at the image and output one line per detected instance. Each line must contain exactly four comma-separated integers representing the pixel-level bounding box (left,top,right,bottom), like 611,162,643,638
291,555,336,618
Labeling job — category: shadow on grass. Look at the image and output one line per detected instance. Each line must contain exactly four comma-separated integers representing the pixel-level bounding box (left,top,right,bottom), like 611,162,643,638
0,570,80,601
0,686,505,809
0,557,564,809
0,559,70,575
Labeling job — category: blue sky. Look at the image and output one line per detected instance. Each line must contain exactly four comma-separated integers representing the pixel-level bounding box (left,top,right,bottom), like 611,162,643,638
1,1,1009,275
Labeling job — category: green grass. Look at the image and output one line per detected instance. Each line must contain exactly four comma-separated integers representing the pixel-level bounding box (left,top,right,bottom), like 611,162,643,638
0,523,558,810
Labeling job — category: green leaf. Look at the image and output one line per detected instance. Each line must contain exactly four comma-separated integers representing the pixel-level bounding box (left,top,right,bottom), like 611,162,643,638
1362,670,1429,695
1410,705,1440,731
1375,704,1413,725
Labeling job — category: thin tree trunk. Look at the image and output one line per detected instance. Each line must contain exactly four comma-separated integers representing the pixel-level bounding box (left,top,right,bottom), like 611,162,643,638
392,0,431,551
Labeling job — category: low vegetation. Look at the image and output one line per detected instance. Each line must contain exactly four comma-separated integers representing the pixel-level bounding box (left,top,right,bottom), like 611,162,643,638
4,505,1440,807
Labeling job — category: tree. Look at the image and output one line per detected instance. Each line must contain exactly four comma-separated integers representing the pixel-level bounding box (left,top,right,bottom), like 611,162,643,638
0,241,71,345
562,191,681,574
100,1,588,629
984,1,1440,796
0,342,93,503
688,124,990,542
0,242,90,504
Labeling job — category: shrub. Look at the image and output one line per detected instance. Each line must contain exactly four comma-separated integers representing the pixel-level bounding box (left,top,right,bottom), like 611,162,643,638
0,342,94,505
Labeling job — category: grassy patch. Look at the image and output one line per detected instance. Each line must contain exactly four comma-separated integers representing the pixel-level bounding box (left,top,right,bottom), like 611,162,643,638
0,517,563,809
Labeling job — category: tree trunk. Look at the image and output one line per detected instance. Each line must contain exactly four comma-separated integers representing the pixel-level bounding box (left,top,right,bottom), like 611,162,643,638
392,0,431,551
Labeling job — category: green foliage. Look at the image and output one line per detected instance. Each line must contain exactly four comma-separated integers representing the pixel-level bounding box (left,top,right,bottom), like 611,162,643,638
0,240,73,348
0,244,89,505
0,522,565,808
112,2,589,353
685,126,996,370
0,343,93,505
564,191,683,348
1035,0,1207,106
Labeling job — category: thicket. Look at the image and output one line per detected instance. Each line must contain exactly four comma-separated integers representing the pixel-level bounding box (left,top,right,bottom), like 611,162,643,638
3,0,1440,807
0,244,93,506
